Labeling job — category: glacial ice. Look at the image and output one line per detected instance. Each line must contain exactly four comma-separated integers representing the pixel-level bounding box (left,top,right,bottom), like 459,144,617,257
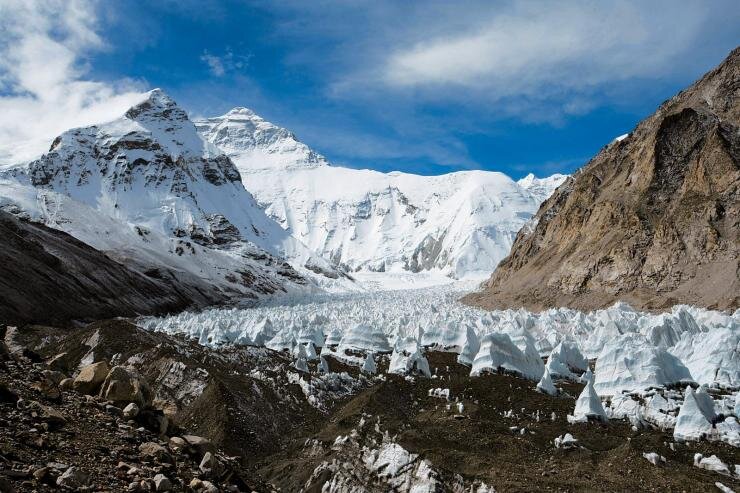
140,283,740,445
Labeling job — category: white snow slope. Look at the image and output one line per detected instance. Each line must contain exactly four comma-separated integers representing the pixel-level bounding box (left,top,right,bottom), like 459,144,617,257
0,90,349,300
195,108,567,280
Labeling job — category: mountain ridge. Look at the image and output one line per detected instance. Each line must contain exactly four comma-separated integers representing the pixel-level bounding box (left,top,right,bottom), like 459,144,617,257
196,109,567,279
464,47,740,311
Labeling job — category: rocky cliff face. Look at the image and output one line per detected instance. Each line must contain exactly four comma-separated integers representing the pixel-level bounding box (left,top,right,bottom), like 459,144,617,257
465,47,740,311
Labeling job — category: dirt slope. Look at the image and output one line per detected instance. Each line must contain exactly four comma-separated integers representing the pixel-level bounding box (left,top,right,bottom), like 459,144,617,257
465,47,740,312
0,212,196,325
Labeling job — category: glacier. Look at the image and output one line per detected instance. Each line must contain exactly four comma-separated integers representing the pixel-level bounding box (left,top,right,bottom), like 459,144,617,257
140,283,740,446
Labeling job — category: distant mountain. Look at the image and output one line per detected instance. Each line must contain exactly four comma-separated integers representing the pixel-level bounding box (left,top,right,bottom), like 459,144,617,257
196,111,566,279
465,47,740,311
0,90,345,307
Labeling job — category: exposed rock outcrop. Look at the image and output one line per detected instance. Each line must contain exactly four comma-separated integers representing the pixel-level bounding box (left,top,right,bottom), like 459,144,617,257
465,47,740,311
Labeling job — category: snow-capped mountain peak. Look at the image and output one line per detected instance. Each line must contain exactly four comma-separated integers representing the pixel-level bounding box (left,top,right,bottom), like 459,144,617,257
0,90,349,301
196,108,568,280
516,172,569,204
195,108,329,172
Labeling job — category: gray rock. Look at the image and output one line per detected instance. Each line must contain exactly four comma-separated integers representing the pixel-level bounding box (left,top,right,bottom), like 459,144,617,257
123,402,140,419
56,467,88,490
153,474,172,492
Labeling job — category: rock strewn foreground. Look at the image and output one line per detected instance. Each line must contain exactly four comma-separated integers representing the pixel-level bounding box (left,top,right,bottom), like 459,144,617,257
465,47,740,312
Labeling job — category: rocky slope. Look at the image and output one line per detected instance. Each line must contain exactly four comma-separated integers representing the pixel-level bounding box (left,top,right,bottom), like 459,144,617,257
196,110,566,280
465,47,740,311
0,211,193,326
3,323,739,492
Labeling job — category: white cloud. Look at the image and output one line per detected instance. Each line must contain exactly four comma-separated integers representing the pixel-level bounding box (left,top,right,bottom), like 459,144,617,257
382,2,703,98
200,48,252,77
0,0,145,165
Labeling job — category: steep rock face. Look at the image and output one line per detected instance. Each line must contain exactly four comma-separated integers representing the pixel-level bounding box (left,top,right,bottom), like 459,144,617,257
0,90,348,303
0,211,192,325
196,111,566,279
465,48,740,311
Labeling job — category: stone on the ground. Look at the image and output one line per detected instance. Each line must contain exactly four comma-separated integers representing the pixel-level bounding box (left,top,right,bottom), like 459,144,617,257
153,473,172,491
183,435,216,455
123,402,140,419
99,365,152,407
138,442,173,464
73,361,110,395
56,467,88,489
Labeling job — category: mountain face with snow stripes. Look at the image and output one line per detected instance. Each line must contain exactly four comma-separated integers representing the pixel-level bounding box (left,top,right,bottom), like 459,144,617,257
196,110,567,280
0,89,347,304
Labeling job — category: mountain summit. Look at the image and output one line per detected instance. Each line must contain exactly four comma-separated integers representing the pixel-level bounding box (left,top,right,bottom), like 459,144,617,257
465,47,740,311
0,89,346,304
196,108,567,279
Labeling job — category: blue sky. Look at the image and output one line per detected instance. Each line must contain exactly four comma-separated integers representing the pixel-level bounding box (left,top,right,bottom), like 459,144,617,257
1,1,738,177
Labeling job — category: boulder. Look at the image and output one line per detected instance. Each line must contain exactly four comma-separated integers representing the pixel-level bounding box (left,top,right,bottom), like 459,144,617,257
123,402,140,420
138,442,173,464
183,435,216,455
73,361,109,395
56,467,88,490
153,474,172,492
99,365,151,407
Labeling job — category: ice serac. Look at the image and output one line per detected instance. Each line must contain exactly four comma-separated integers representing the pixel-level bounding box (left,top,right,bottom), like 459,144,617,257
465,47,740,311
195,111,567,280
0,89,343,304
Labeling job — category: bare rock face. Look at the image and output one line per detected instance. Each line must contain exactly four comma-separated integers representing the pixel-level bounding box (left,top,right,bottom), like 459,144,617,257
465,47,740,312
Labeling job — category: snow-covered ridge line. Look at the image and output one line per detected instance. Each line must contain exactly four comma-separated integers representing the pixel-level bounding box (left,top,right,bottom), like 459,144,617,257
196,108,568,280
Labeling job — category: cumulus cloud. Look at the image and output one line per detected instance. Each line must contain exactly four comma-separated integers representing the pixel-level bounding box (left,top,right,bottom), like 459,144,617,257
381,1,709,98
0,0,145,165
